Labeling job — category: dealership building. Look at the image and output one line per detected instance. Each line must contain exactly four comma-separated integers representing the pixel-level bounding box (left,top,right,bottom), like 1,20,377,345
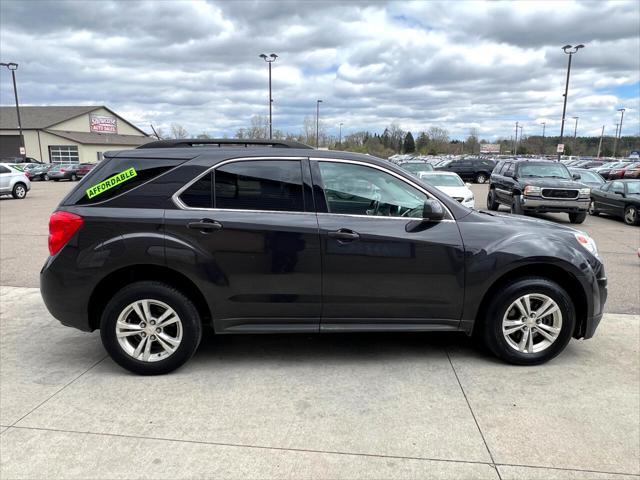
0,105,151,163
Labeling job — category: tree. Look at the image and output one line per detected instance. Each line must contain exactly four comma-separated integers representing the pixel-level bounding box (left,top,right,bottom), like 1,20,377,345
416,132,429,153
427,126,449,154
196,132,211,139
247,115,268,139
403,132,416,153
466,127,480,154
170,124,189,139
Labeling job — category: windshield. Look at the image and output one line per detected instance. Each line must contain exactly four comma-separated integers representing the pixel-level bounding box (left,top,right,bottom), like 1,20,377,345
570,170,603,184
421,174,464,187
518,163,571,179
627,181,640,194
401,163,433,174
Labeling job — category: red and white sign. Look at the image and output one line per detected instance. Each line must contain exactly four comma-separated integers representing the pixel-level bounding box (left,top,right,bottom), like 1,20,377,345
480,143,500,154
90,114,117,134
556,143,565,153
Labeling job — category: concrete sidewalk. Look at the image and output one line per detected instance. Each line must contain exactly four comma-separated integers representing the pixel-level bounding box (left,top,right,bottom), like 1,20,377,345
1,286,639,479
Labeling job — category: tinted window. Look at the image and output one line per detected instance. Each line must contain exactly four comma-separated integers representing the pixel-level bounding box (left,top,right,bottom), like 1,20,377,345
494,161,505,174
318,162,428,218
214,160,304,212
517,163,571,179
611,181,624,193
180,172,213,208
504,163,514,176
0,165,10,174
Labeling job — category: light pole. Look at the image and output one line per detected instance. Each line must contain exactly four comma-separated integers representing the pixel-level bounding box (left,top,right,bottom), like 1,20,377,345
571,116,579,155
1,62,25,159
259,53,278,139
338,122,343,147
316,99,322,149
514,121,519,155
613,123,620,157
615,108,625,157
596,125,604,158
540,122,546,155
558,44,585,160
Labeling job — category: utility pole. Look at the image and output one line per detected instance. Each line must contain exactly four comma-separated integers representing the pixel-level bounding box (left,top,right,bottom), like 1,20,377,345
514,121,519,155
571,116,579,155
596,125,604,158
540,122,546,155
339,122,343,147
613,123,620,157
315,99,323,149
617,108,626,157
557,44,585,161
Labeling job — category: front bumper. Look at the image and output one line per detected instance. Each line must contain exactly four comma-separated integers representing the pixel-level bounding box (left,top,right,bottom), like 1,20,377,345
522,196,589,213
578,263,608,340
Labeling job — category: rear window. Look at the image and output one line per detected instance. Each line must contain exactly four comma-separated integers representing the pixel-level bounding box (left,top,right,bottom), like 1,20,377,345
63,156,185,205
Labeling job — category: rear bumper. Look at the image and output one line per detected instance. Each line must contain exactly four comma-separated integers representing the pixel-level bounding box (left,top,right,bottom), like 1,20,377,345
522,196,589,213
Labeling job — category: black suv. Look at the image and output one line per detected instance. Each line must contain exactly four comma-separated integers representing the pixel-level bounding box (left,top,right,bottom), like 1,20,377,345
487,159,591,223
435,157,495,183
41,139,607,374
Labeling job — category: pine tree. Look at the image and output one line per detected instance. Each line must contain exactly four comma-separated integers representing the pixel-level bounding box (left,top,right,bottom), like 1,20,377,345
403,132,416,153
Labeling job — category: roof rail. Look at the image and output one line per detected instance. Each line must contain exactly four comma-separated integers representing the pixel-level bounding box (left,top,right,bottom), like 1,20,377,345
137,138,313,150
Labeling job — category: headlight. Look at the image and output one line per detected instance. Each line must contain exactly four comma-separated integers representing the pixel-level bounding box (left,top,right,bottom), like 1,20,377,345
579,188,590,195
524,185,541,195
465,194,474,202
574,232,599,258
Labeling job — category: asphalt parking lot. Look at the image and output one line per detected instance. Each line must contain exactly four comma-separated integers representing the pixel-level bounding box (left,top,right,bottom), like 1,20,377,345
1,181,639,479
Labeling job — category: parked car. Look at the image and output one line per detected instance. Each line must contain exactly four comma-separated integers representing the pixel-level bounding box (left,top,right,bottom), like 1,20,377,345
487,159,590,223
0,156,42,164
607,162,639,180
40,139,607,374
76,163,97,178
589,179,640,225
24,163,53,181
0,163,31,199
418,171,475,208
46,163,81,181
623,163,640,179
434,157,496,183
592,162,628,179
397,161,434,177
568,168,605,189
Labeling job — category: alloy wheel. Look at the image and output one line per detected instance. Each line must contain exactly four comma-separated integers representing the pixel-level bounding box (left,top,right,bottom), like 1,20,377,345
625,206,636,225
14,186,26,198
115,299,183,362
502,293,562,354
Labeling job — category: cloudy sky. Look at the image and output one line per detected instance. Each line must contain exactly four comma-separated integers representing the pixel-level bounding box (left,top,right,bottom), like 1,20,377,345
0,0,638,141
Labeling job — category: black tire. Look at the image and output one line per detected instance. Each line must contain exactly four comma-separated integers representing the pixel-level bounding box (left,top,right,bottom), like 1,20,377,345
588,200,599,216
624,205,639,226
486,189,499,211
510,195,524,215
569,212,587,224
71,173,78,181
53,178,59,182
44,174,50,181
482,277,575,365
11,182,27,199
475,172,488,184
100,281,203,375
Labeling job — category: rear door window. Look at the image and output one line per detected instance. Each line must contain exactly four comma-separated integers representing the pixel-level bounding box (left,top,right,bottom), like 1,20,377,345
179,172,213,208
214,160,304,212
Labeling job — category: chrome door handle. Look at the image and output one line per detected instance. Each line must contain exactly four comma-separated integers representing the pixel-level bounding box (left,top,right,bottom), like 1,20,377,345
187,219,223,233
327,229,360,242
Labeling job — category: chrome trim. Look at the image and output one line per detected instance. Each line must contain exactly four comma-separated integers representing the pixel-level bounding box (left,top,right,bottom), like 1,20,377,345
310,157,455,220
495,188,511,196
316,212,456,223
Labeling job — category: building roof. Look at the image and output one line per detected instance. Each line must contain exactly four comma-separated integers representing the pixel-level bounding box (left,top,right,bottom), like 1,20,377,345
45,130,152,146
0,106,98,129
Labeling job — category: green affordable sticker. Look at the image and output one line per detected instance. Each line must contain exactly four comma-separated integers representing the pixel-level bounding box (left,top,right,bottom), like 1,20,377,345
86,167,137,199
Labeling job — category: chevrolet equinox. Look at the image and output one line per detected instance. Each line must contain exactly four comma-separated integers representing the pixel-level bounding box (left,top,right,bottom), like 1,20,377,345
40,139,607,375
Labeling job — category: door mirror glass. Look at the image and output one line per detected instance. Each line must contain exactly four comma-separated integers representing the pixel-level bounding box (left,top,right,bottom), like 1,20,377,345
572,173,581,180
422,199,445,221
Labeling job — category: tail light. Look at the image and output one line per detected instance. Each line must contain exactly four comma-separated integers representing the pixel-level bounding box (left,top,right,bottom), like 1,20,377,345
48,211,84,256
60,168,66,172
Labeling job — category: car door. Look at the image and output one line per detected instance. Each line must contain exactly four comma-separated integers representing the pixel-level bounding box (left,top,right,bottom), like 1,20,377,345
495,162,514,203
311,158,465,330
0,165,13,192
608,181,627,217
165,157,322,333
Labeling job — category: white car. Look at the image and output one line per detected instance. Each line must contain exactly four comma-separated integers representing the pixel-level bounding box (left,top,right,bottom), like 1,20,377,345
0,163,31,199
418,171,474,208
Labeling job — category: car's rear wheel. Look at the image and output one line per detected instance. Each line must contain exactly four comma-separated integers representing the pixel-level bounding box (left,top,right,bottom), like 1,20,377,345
510,196,523,215
569,212,587,224
44,174,50,181
588,200,599,216
475,172,488,184
100,281,202,375
486,189,499,210
482,277,575,365
11,183,27,199
71,173,78,181
624,205,639,225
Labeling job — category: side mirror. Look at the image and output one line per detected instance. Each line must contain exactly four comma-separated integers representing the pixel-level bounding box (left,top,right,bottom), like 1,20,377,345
572,173,581,180
422,199,445,221
614,190,625,197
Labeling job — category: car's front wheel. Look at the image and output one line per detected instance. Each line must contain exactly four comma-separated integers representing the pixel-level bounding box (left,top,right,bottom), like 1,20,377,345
100,281,203,375
475,172,488,184
569,212,587,224
510,196,524,215
11,183,27,199
482,277,575,365
588,200,599,216
486,189,499,210
624,205,639,226
71,173,78,181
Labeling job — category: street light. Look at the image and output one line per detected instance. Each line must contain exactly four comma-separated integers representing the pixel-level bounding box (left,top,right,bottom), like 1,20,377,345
514,121,519,155
0,62,25,159
613,123,619,157
316,99,323,149
540,122,546,155
613,108,625,157
571,116,579,154
259,53,278,139
557,44,585,160
339,122,343,147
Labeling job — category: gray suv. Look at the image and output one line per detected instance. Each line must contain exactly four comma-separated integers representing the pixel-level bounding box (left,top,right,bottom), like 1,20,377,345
487,159,590,223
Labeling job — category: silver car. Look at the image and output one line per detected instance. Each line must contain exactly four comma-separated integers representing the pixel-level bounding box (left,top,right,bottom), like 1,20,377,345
0,163,31,199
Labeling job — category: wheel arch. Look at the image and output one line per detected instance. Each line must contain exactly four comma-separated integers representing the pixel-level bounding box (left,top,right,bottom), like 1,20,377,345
88,264,211,330
472,263,588,338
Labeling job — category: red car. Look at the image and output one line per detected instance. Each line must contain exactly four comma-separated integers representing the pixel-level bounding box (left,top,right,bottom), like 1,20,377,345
623,163,640,179
76,163,97,178
609,162,640,180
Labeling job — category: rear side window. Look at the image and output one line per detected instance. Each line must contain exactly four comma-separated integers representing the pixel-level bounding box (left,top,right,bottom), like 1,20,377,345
214,160,304,212
180,173,213,208
504,163,514,176
64,156,185,205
